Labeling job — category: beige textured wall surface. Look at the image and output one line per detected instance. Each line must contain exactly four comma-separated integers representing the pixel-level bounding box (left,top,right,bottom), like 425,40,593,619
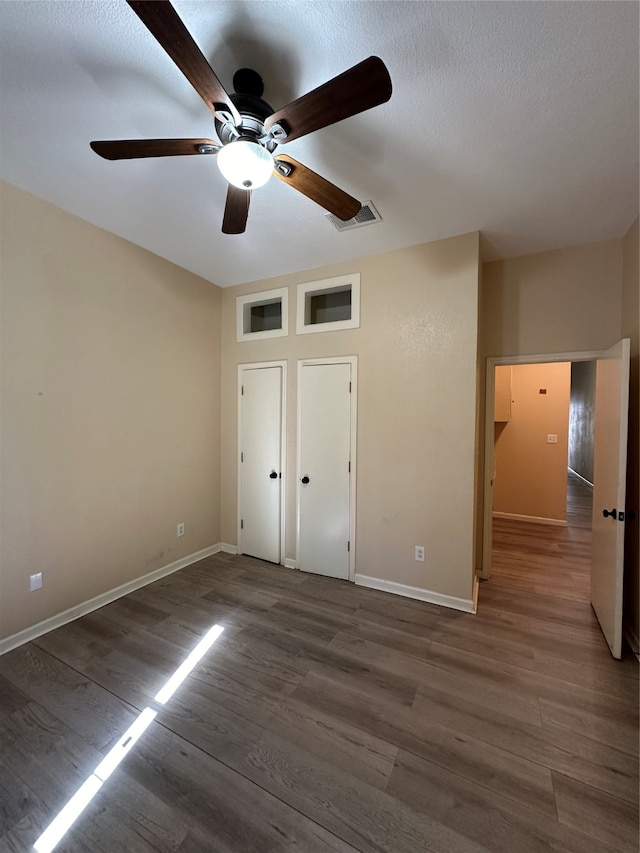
0,181,222,640
483,240,623,358
493,363,571,522
221,233,480,603
621,217,639,650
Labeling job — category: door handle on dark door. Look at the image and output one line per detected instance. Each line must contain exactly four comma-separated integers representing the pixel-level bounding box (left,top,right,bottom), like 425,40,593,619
301,476,310,484
269,471,278,479
602,508,617,519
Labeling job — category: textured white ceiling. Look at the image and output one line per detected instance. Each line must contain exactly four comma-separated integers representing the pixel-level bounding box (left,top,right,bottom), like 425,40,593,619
0,1,637,287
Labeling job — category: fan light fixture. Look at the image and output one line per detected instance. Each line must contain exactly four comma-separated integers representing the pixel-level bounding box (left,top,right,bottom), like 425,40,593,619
217,139,273,189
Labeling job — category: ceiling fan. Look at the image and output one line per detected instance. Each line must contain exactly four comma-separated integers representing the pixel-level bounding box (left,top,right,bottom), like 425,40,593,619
90,0,392,235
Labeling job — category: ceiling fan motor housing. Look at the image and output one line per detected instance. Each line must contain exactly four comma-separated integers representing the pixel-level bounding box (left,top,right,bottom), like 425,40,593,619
215,86,280,153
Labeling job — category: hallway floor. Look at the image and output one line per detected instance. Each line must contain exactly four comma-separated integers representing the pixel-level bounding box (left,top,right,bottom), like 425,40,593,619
490,470,593,603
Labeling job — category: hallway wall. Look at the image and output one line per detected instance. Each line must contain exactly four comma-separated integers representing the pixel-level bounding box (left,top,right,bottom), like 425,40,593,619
493,362,571,523
569,361,596,484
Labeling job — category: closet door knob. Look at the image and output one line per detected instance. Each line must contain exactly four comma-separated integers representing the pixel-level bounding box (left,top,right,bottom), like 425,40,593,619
301,476,310,484
602,508,617,519
269,471,278,479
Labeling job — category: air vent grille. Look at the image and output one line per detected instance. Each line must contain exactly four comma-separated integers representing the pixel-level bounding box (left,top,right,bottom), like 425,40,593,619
325,201,382,232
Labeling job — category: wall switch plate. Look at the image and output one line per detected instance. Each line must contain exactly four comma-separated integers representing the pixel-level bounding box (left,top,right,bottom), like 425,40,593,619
547,434,558,444
29,572,43,591
415,545,425,562
177,522,185,537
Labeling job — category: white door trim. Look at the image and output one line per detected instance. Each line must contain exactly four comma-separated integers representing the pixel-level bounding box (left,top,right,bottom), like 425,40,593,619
482,348,605,580
237,361,287,565
296,356,358,582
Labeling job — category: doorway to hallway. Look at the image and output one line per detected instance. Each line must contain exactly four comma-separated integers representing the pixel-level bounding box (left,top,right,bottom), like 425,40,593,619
481,341,630,657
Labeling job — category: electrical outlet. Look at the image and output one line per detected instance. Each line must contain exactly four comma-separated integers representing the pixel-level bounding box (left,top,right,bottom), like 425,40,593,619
415,545,425,562
177,522,185,537
547,434,558,444
29,572,43,592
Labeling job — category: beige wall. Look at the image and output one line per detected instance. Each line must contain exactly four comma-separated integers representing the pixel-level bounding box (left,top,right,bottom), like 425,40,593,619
483,240,623,358
621,217,639,650
493,363,571,522
0,181,222,641
221,233,480,603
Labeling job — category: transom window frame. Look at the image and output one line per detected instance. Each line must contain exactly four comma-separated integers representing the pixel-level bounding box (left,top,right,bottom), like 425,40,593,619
236,287,289,342
296,274,361,335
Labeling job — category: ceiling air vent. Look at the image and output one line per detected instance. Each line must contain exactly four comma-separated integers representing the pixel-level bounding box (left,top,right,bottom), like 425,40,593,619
325,201,382,232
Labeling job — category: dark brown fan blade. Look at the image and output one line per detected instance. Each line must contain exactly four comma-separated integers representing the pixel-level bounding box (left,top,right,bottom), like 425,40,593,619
222,185,250,234
90,139,220,160
126,1,240,126
273,155,360,221
264,56,391,143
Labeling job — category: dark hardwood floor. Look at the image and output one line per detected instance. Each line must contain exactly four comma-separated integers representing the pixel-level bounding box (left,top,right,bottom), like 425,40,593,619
1,481,638,851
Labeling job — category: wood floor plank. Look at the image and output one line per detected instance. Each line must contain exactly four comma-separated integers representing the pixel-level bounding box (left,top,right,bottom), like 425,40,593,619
429,611,538,670
412,680,639,805
271,596,435,660
235,620,420,709
532,649,640,699
552,771,640,853
0,644,137,750
0,672,31,715
124,722,363,853
241,729,488,853
262,690,399,790
0,801,59,853
539,691,639,756
412,640,544,726
203,584,339,645
387,748,622,853
293,671,557,817
155,683,265,768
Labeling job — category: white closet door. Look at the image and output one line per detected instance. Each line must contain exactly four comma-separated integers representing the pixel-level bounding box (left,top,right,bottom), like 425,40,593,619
239,366,282,563
298,361,352,580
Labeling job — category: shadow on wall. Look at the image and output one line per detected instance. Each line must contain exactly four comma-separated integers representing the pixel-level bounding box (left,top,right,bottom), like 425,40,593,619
481,260,521,358
569,361,596,485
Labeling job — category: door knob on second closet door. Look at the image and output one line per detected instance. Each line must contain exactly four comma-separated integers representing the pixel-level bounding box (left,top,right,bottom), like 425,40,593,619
301,476,310,484
269,471,278,479
602,508,617,519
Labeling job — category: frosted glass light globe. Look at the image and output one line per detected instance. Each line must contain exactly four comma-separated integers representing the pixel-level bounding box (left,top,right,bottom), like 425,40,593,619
217,140,273,189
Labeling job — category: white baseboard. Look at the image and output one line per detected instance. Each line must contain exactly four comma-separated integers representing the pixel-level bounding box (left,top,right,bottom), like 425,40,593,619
354,574,477,614
0,543,223,657
567,467,594,489
226,544,295,568
493,511,567,527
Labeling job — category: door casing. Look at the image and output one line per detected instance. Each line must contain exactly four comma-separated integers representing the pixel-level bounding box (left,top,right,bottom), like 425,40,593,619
237,361,287,565
296,356,358,581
